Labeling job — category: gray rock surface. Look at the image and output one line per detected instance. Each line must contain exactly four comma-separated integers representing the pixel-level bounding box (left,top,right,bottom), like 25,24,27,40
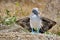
0,32,60,40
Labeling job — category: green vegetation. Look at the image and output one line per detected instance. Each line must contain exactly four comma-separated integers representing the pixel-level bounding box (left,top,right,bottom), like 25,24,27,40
1,9,16,25
57,32,60,36
3,16,16,25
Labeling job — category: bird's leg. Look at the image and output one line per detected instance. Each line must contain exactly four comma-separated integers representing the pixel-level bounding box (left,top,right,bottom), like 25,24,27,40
37,28,40,33
31,28,34,33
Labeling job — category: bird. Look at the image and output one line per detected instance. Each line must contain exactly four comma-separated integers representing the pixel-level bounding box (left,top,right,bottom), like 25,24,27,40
30,8,42,33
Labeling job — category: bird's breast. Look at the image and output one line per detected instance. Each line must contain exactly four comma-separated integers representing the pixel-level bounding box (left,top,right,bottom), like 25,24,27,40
30,15,40,20
30,15,41,28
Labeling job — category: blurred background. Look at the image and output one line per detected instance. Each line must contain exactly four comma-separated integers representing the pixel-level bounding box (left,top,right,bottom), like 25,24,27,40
0,0,60,35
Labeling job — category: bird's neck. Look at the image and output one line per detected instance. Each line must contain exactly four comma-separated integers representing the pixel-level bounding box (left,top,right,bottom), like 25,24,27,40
32,14,39,18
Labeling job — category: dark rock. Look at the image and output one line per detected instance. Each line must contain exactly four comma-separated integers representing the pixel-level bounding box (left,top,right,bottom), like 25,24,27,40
16,17,56,33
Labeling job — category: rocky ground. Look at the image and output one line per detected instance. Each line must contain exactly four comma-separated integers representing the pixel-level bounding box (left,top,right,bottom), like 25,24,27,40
0,32,60,40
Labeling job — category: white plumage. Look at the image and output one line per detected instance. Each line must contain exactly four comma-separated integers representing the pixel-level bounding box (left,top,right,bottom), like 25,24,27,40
30,8,42,33
30,13,41,28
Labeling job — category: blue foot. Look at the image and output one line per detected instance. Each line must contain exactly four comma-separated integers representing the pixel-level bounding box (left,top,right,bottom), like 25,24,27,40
31,28,36,34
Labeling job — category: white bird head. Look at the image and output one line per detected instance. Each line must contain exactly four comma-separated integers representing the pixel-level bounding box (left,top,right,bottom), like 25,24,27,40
32,8,39,15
